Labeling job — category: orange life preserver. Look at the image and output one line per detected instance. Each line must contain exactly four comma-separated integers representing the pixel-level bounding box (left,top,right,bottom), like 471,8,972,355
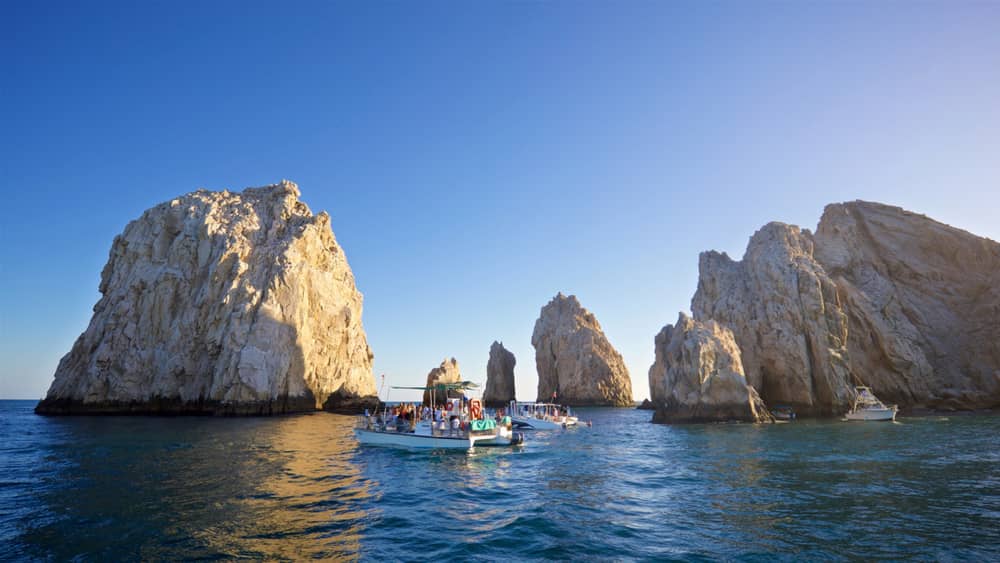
470,399,483,420
446,401,454,411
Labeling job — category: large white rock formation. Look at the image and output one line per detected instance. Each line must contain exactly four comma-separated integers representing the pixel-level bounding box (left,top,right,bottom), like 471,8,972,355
686,200,1000,415
649,313,771,423
692,223,854,415
531,293,633,406
484,341,516,408
36,181,377,415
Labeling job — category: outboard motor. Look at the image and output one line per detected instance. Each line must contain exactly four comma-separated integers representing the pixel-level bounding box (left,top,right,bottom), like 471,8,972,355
510,432,525,445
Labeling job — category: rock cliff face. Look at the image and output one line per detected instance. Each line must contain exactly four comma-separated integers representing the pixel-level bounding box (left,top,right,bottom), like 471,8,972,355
484,341,516,408
531,293,633,406
649,313,771,423
36,181,377,415
688,200,1000,414
813,202,1000,409
422,358,463,406
692,223,854,415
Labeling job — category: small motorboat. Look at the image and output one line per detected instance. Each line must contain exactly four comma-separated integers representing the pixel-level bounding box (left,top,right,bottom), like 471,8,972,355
509,401,579,430
844,386,898,421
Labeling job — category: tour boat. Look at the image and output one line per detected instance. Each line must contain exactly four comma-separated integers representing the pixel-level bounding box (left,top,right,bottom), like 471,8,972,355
354,382,524,450
509,401,579,430
770,406,796,421
844,386,898,421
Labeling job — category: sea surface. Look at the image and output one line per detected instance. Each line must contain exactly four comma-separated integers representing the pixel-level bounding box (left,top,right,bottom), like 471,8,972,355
1,400,998,561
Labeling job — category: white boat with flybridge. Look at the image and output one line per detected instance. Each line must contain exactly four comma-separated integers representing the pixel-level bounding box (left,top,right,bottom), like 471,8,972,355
353,381,524,449
508,401,582,430
844,386,898,421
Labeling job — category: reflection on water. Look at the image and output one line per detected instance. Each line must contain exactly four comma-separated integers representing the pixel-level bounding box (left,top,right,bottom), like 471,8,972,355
2,401,999,561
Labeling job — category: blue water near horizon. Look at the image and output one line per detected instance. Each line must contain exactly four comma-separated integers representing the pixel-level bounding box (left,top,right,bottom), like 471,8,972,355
1,399,998,561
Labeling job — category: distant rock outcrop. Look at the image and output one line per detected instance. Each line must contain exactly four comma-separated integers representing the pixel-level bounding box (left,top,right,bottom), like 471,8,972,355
685,200,1000,415
531,293,633,406
484,342,516,408
422,358,463,406
649,313,771,423
35,181,377,415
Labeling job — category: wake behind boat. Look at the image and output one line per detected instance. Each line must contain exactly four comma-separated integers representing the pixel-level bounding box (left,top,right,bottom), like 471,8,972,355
354,382,524,449
845,386,898,421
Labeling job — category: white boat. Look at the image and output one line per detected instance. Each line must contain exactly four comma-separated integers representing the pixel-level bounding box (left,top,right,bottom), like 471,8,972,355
354,382,524,450
845,386,898,421
509,401,579,430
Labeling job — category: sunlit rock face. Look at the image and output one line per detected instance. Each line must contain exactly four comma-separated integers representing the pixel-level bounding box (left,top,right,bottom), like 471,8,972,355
531,293,633,407
689,200,1000,414
36,181,376,415
483,341,516,408
692,223,854,416
649,313,771,423
422,358,463,407
813,201,1000,410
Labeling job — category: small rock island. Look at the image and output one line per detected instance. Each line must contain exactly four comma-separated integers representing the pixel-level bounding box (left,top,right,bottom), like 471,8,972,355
532,293,633,407
36,181,378,415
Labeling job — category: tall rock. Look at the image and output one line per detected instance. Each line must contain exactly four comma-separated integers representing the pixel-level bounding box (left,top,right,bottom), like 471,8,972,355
813,201,1000,409
484,341,516,408
422,358,463,406
531,293,633,406
689,200,1000,414
649,313,771,423
691,223,855,415
36,181,377,415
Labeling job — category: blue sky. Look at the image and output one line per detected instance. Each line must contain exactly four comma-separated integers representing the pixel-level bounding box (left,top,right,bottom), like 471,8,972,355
2,1,998,401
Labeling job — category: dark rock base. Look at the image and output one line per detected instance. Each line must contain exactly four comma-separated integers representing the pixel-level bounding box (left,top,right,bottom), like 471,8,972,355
321,392,381,414
34,395,319,416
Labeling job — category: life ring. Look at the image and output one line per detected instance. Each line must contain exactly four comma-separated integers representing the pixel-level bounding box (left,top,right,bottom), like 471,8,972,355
446,401,454,411
470,399,483,420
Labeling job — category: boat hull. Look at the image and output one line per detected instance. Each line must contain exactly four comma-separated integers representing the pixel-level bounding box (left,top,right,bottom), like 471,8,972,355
845,408,897,421
354,427,522,449
509,416,577,430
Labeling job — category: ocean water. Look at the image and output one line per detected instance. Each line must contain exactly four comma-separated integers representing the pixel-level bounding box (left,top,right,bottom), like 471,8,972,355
1,400,998,561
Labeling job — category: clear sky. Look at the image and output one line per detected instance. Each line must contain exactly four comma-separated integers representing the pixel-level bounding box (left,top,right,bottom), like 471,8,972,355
2,1,998,402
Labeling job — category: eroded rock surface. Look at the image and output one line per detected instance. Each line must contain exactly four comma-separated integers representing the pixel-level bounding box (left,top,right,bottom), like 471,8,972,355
531,293,633,406
422,358,463,406
692,223,854,415
688,200,1000,414
484,341,516,408
813,202,1000,409
649,313,771,423
36,181,377,415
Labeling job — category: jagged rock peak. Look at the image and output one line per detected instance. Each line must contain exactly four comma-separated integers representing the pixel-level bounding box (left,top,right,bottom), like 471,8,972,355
648,313,771,424
531,293,633,406
36,181,377,415
423,358,463,406
692,221,854,416
688,199,1000,415
484,341,516,408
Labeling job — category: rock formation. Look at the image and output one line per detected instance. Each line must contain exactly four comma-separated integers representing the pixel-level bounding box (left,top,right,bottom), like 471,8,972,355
36,181,377,415
813,202,1000,410
422,358,463,406
691,223,854,415
648,313,771,423
483,341,516,408
686,200,1000,415
531,293,633,406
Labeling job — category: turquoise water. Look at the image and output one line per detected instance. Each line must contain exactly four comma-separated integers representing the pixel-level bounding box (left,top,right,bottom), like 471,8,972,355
1,399,998,561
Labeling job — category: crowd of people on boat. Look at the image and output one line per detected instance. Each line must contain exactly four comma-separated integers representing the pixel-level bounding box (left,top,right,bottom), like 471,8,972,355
364,398,509,436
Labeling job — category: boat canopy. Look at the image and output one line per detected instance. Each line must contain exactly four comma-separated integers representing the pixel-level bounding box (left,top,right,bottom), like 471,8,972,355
390,381,481,391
